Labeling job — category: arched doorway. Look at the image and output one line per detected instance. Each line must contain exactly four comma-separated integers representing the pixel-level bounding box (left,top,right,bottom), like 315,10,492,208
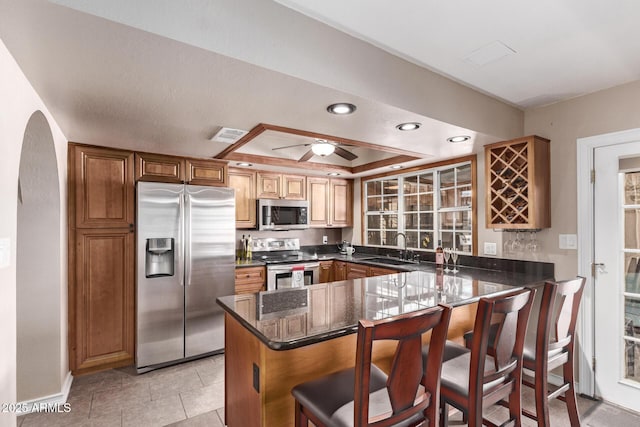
16,111,62,401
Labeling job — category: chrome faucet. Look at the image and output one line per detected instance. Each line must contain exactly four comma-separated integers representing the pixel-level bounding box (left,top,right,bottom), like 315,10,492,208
396,232,407,259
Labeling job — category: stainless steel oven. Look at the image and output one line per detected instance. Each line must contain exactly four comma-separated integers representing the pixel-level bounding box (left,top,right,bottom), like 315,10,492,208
266,262,319,291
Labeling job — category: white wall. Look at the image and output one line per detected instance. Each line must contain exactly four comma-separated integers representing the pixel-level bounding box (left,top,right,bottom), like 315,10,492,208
0,39,68,426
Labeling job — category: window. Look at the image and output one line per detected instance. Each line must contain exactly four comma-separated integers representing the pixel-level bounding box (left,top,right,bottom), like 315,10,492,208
363,160,474,255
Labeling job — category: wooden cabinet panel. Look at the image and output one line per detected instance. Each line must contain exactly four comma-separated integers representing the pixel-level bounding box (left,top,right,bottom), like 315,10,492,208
257,172,282,199
73,228,134,372
369,266,398,277
330,281,354,328
257,172,306,200
282,314,306,340
318,260,334,283
186,158,227,186
308,177,330,227
135,152,185,183
282,174,306,200
71,145,134,229
235,266,265,294
307,284,330,334
228,168,256,228
333,261,347,281
330,179,353,227
485,135,551,229
346,262,369,279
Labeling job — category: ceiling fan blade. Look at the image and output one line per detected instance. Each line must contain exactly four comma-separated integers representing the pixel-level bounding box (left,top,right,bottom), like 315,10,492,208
334,146,358,161
272,143,311,151
298,150,315,162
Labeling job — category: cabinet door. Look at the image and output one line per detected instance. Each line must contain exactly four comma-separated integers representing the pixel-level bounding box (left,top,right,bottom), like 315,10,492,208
318,261,334,283
71,145,134,229
307,284,330,334
186,158,227,186
330,179,353,227
257,172,282,199
282,174,306,200
333,261,347,281
234,266,265,294
72,228,134,372
346,262,369,279
308,177,330,227
281,314,307,339
135,152,185,183
229,168,256,228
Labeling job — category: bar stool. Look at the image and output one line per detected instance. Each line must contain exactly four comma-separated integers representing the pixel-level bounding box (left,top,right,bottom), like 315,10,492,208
434,288,534,427
291,304,452,427
521,277,586,427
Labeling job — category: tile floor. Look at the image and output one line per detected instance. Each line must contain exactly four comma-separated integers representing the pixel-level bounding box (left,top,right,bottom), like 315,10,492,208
16,353,640,426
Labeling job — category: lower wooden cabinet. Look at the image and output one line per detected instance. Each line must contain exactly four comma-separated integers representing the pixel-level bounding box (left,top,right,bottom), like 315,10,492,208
318,261,334,283
369,266,398,277
345,263,369,279
70,228,135,373
333,261,347,281
235,266,266,294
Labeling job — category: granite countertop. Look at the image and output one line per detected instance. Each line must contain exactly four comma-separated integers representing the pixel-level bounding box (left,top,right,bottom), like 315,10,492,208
217,270,522,351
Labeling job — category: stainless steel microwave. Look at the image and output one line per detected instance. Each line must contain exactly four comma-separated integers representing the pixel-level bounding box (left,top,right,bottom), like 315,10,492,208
257,199,309,231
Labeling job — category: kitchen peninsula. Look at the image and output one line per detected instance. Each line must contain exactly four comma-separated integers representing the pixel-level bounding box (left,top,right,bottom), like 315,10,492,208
217,270,529,427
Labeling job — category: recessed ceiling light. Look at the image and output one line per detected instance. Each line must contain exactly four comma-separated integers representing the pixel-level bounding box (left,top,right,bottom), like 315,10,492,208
327,103,356,115
236,162,252,167
447,135,471,143
396,122,421,131
390,165,403,169
328,172,341,176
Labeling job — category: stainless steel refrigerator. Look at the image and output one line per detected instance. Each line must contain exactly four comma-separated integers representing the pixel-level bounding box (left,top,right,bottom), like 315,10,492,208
136,181,235,372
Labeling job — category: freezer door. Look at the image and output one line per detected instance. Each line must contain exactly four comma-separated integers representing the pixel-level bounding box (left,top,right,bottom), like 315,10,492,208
184,185,235,357
136,182,185,368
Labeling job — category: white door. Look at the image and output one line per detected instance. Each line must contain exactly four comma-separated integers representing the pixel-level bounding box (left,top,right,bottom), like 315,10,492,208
594,141,640,412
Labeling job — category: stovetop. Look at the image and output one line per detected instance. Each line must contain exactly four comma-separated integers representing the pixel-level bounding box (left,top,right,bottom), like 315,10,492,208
256,251,320,265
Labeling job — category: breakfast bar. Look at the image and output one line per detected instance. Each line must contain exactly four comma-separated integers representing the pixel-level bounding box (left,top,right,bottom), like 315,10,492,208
217,270,520,427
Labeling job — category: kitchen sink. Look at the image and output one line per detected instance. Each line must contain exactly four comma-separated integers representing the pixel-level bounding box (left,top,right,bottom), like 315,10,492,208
362,257,419,266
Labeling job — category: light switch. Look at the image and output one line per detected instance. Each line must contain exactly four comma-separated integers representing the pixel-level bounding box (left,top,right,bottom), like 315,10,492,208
559,234,578,250
484,242,497,255
0,238,10,269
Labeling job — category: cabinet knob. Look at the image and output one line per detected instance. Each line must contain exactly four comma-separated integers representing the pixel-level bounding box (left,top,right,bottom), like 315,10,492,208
246,274,250,278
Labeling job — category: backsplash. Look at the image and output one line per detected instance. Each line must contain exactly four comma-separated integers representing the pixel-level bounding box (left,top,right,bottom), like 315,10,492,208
235,228,342,249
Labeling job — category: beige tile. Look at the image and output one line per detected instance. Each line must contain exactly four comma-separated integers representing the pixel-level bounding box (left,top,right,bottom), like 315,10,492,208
195,361,224,387
179,383,225,418
165,410,224,427
122,394,186,427
20,409,122,427
149,369,204,401
90,382,151,419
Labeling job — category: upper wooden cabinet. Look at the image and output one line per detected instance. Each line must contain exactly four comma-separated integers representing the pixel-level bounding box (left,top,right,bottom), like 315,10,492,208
307,177,353,227
135,152,227,187
485,135,551,229
228,167,256,229
257,172,306,200
135,152,185,183
70,144,135,229
186,158,227,186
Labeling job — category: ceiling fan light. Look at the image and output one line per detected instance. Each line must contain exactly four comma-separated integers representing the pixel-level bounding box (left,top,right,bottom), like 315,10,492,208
396,122,421,131
327,103,356,115
312,143,336,156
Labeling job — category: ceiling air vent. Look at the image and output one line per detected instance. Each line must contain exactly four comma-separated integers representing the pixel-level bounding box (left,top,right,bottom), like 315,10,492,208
210,127,248,144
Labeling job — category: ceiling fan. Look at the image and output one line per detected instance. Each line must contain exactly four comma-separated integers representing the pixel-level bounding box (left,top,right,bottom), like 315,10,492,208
272,139,358,162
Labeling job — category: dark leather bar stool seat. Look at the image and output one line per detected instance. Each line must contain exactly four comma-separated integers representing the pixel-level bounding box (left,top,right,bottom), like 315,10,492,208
521,277,586,427
431,288,535,427
291,304,452,427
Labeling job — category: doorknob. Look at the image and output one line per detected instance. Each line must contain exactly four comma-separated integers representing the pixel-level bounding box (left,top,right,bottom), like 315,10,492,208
592,262,606,276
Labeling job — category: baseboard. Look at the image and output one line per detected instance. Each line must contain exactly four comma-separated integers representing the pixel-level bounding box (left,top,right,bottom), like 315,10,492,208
16,371,73,415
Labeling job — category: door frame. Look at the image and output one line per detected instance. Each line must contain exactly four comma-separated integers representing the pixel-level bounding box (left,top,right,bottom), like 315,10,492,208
577,127,640,397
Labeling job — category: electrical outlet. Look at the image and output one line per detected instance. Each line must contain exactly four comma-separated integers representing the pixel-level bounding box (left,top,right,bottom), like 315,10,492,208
322,235,328,244
484,242,497,256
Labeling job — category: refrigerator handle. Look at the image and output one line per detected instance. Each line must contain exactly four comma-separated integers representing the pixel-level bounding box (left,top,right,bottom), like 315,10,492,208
177,192,185,287
185,193,193,287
